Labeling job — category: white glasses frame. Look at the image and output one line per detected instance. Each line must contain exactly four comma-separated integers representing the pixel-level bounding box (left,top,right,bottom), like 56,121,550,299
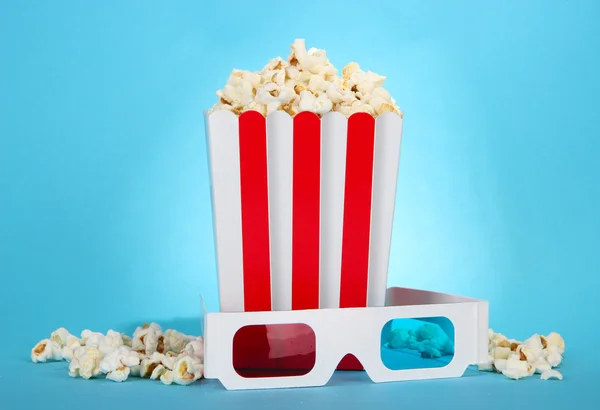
202,286,489,390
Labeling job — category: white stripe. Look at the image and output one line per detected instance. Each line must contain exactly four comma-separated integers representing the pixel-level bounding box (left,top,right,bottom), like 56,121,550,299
205,110,245,312
266,112,294,311
319,112,348,309
367,112,403,307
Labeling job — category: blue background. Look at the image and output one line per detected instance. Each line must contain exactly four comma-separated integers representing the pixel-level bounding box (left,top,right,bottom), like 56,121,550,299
1,0,599,408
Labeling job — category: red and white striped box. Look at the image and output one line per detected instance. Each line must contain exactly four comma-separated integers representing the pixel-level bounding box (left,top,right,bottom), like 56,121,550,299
204,109,403,371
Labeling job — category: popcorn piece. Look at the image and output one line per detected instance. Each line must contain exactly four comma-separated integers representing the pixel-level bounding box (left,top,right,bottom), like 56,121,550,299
492,347,511,360
182,337,204,361
170,356,203,386
50,328,74,348
533,359,552,374
494,359,508,373
100,346,141,374
106,366,130,383
69,346,103,379
132,323,163,354
545,345,563,367
31,339,63,363
545,332,565,355
540,369,563,380
80,330,105,347
160,370,175,385
98,330,125,355
477,358,495,372
61,341,82,362
524,334,544,350
150,364,167,380
121,333,132,348
342,62,360,80
163,329,196,354
140,352,167,378
501,356,531,380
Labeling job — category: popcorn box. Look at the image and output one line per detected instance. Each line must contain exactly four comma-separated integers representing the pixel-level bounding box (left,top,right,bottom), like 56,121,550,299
202,109,489,389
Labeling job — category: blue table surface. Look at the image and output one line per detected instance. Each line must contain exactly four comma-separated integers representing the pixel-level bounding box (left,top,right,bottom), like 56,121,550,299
2,347,596,410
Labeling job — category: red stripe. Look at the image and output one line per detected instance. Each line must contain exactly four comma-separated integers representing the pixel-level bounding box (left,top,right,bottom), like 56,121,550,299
292,112,321,310
239,111,272,312
339,113,376,308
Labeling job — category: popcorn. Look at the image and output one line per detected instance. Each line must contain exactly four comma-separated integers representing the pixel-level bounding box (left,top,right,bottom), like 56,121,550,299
31,323,204,386
163,329,195,354
545,332,565,355
478,329,565,381
132,322,163,354
140,352,166,378
98,330,125,355
545,344,563,367
160,370,175,385
181,337,204,361
106,366,130,383
99,346,141,376
209,39,402,118
80,330,105,346
121,333,133,348
492,347,511,360
31,339,63,363
61,341,82,362
50,328,78,348
168,356,203,386
150,364,167,380
540,369,563,381
69,346,103,379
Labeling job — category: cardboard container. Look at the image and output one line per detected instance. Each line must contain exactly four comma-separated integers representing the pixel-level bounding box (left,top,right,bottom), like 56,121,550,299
204,110,404,371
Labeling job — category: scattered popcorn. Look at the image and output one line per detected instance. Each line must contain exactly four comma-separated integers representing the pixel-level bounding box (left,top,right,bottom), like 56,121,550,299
540,369,563,381
31,324,204,386
209,39,403,118
478,329,565,381
31,339,63,363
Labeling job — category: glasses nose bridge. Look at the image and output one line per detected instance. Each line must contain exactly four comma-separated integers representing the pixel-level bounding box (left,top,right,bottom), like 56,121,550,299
326,308,376,365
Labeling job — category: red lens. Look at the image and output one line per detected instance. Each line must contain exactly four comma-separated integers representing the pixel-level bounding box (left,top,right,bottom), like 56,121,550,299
232,323,316,378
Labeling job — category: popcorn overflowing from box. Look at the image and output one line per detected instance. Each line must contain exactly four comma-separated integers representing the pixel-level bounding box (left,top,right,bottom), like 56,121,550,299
31,324,204,386
209,39,402,118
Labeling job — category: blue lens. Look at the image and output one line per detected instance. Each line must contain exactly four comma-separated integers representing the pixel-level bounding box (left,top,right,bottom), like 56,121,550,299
380,317,455,370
